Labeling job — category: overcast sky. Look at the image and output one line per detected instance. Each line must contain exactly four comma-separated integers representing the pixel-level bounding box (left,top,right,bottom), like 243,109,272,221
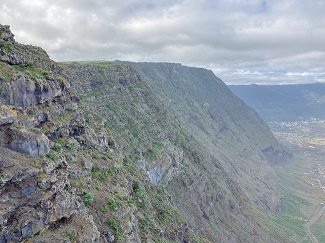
1,0,325,84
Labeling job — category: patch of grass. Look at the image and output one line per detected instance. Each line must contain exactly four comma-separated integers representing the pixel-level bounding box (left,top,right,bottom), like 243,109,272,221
107,218,123,238
156,209,173,223
84,192,94,206
0,62,14,82
311,214,325,242
194,236,206,243
132,181,147,209
65,229,76,242
46,151,59,161
0,171,6,181
70,179,86,190
91,165,114,183
55,138,74,151
12,63,50,79
4,43,13,53
90,150,107,160
138,217,150,233
272,191,309,236
32,161,42,169
107,197,118,211
37,173,46,183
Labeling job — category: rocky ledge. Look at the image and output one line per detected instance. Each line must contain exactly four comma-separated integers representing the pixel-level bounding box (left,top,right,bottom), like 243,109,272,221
0,25,104,242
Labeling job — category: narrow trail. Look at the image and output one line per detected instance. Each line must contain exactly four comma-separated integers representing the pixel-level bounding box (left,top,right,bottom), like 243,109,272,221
304,205,325,243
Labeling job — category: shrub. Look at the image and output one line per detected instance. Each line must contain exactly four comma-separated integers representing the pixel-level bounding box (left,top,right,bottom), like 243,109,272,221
46,151,59,161
66,229,76,241
107,218,123,238
107,198,118,211
84,192,94,206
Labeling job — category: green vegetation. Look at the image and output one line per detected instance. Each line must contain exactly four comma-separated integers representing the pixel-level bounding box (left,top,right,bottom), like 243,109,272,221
107,218,123,238
65,229,76,242
32,161,42,169
46,151,59,161
61,60,116,67
0,171,5,180
107,197,118,211
0,60,52,83
91,166,112,182
59,60,295,242
311,214,325,242
37,173,46,183
272,191,309,237
270,149,325,242
4,43,13,53
83,192,94,206
52,138,74,152
12,64,50,79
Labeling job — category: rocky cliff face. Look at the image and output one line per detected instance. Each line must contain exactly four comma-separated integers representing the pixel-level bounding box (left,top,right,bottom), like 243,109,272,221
0,25,101,242
1,25,293,243
63,61,292,242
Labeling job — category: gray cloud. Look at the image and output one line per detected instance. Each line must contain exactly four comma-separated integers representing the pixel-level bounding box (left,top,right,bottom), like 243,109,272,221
1,0,325,84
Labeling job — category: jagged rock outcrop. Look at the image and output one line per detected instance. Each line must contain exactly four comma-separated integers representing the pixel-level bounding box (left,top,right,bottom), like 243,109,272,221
0,25,101,242
0,147,100,242
0,25,69,108
9,128,50,157
0,74,66,108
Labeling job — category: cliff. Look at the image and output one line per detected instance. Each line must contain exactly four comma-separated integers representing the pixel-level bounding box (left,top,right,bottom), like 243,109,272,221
1,25,292,242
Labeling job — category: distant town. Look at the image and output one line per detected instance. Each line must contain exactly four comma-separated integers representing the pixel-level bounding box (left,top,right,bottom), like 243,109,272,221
270,119,325,192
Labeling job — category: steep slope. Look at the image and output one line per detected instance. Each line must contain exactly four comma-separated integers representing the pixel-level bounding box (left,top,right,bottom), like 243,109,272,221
63,61,291,242
1,24,294,243
230,83,325,121
0,25,102,242
128,62,292,237
0,25,199,243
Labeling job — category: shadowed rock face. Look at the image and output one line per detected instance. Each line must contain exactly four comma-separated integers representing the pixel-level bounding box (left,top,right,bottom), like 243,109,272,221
0,147,100,242
0,24,70,157
0,25,69,108
0,25,101,242
9,129,50,156
1,75,64,107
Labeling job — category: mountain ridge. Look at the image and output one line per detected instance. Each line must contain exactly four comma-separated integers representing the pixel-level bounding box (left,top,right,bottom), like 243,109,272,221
1,25,293,242
230,82,325,122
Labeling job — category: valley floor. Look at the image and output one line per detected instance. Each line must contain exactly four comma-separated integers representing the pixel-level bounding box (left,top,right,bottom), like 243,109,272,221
270,120,325,242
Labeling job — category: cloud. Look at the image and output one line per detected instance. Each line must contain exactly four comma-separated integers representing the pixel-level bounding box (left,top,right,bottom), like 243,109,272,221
1,0,325,84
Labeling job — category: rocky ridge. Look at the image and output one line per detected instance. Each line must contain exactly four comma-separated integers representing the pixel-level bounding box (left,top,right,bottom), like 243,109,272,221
63,61,292,242
0,25,103,242
0,25,197,243
1,25,294,243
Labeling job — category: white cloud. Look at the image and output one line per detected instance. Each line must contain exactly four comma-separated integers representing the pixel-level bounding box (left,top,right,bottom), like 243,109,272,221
1,0,325,84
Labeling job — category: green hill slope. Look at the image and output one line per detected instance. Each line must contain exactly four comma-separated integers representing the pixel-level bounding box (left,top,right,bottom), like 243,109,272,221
63,61,291,242
0,24,294,242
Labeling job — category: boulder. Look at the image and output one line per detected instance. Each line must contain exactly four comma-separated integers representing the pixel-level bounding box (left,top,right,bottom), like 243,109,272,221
9,128,50,157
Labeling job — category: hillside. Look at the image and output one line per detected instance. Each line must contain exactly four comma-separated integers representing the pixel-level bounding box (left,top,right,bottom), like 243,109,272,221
230,83,325,122
63,60,291,242
1,25,292,242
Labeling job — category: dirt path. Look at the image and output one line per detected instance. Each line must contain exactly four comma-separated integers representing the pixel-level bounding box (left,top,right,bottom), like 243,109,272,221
304,205,325,243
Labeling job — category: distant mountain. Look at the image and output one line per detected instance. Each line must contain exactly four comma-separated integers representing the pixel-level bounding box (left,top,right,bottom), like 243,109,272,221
229,83,325,121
